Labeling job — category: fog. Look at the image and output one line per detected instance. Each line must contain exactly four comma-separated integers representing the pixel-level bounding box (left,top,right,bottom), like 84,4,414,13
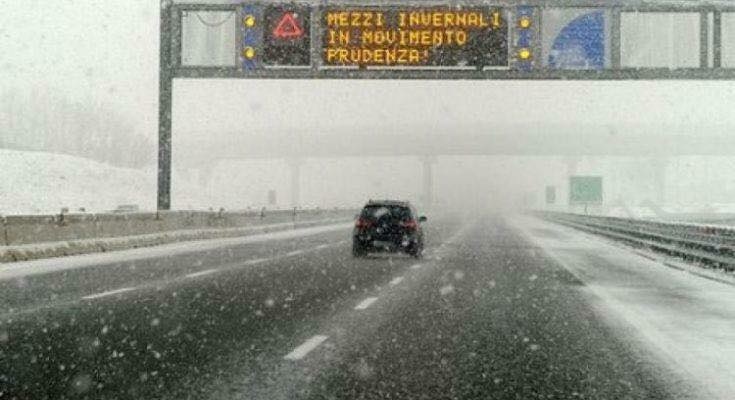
169,80,735,214
3,1,735,215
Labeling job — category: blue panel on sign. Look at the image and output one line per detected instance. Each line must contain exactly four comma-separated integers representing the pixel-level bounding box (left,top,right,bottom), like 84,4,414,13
241,4,263,71
548,11,605,69
517,61,533,71
517,6,534,17
518,30,531,48
243,59,257,70
243,30,258,45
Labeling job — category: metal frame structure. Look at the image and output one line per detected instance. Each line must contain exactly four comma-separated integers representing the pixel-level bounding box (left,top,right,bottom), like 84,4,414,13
158,0,735,210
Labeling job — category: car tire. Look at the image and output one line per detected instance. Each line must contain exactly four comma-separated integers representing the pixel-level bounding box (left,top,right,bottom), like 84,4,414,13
408,243,423,259
352,244,367,258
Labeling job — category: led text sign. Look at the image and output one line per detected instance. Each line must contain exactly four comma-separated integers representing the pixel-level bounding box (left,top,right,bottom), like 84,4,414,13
322,7,508,68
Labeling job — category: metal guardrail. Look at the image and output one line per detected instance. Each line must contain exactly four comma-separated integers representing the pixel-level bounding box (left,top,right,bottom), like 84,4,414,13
539,212,735,272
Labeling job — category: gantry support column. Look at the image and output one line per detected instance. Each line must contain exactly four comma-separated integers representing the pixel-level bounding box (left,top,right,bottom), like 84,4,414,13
158,0,174,210
421,156,437,209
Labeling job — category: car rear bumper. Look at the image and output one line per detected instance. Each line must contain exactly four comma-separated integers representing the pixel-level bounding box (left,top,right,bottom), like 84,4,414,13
353,233,421,252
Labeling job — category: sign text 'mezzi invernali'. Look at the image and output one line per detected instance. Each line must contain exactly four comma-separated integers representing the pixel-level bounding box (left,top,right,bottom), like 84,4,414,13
323,9,503,66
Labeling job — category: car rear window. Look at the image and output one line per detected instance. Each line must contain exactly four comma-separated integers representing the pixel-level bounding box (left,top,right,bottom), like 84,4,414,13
361,205,412,221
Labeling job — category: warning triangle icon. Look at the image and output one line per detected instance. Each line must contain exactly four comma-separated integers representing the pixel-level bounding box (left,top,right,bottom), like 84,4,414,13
273,12,304,39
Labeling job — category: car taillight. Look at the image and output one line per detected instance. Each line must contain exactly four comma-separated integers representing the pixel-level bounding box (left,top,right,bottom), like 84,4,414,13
401,219,418,230
355,218,373,229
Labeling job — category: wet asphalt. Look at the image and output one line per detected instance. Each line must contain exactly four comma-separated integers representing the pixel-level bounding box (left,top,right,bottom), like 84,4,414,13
0,216,678,400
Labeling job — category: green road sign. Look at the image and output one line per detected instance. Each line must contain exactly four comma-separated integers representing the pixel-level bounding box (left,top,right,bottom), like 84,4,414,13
569,176,602,205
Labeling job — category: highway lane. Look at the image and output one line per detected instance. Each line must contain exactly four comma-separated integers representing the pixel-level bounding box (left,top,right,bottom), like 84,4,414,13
0,217,462,399
0,215,707,399
202,217,684,400
0,223,351,316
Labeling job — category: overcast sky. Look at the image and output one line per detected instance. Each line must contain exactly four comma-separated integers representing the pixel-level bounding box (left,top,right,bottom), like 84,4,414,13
2,0,735,140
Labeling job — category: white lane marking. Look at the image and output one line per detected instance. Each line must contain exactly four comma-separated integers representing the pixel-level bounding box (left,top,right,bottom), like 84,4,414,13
354,296,379,310
283,335,329,360
389,277,404,286
439,284,455,296
81,287,136,300
286,250,305,257
410,263,423,270
243,257,269,265
315,244,330,250
185,269,217,278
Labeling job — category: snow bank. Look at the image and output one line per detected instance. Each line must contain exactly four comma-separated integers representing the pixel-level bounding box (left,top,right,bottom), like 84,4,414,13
0,222,352,280
0,149,202,215
0,218,350,263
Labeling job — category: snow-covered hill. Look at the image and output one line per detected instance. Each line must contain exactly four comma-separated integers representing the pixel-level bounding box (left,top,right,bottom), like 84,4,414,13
0,149,201,215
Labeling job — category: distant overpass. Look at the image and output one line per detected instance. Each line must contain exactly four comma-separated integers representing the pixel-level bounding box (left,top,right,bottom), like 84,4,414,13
176,133,735,164
176,132,735,208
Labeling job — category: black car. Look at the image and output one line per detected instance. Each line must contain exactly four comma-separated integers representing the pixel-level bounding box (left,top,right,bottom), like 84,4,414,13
352,200,427,258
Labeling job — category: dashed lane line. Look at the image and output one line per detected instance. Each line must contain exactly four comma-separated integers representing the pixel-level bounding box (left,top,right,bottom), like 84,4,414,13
81,287,136,300
283,335,329,360
80,242,341,302
185,269,218,278
354,296,379,310
389,277,404,286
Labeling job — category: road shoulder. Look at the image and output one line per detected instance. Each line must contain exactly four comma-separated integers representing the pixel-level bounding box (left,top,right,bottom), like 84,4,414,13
514,214,735,400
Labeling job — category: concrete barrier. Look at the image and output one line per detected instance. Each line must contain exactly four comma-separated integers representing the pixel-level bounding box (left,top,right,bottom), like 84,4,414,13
0,209,357,263
0,217,352,263
1,208,355,246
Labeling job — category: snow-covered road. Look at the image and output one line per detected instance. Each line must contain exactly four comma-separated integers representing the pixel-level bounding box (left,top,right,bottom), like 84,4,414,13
517,216,735,400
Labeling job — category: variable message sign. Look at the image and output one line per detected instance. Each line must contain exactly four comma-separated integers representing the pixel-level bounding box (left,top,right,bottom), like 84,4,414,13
171,1,735,80
237,4,519,70
322,8,508,68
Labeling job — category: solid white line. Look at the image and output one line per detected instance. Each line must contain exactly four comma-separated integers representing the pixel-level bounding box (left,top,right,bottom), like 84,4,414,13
354,296,379,310
410,263,423,270
389,277,404,286
185,269,217,278
81,287,136,300
283,335,329,360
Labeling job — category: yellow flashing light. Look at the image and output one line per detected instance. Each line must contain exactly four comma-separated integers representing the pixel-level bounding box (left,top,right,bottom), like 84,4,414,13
243,15,256,28
519,16,532,29
243,46,256,59
518,48,532,60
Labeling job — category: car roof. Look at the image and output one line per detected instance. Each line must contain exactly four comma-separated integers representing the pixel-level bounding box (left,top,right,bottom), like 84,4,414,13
365,199,411,207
